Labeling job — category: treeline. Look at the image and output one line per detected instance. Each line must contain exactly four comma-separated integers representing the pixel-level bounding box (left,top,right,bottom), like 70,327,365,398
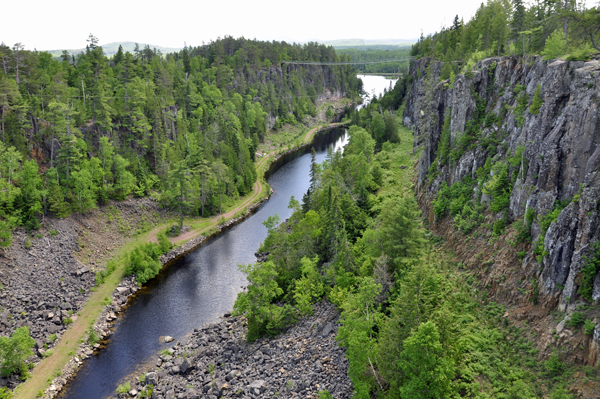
411,0,600,79
336,46,411,74
0,36,361,245
233,83,575,398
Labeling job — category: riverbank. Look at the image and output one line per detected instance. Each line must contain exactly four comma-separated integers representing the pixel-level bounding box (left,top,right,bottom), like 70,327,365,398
13,117,350,399
0,198,172,398
125,301,352,399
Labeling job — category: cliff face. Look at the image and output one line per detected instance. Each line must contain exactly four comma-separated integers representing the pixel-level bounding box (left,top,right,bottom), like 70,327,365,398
404,56,600,362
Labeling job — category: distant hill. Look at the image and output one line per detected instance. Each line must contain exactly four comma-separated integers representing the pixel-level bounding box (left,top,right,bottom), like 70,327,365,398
46,41,182,58
318,38,415,48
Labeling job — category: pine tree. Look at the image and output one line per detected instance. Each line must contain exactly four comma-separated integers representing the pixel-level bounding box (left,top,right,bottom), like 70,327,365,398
381,195,425,273
18,160,44,229
397,321,453,399
167,160,193,229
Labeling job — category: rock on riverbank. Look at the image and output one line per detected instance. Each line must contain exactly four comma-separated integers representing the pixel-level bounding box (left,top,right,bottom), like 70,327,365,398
128,301,352,399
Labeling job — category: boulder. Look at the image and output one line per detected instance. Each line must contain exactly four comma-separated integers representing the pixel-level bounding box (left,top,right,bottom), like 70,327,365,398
145,371,157,385
247,379,266,392
161,335,174,343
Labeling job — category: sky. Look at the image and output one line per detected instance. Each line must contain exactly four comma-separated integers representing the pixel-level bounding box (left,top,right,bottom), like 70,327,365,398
2,0,598,51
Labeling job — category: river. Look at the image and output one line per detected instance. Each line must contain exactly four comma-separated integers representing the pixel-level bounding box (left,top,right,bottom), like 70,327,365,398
59,75,391,399
357,74,398,110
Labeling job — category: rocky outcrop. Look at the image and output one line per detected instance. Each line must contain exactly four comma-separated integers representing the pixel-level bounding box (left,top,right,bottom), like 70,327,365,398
405,56,600,362
129,301,352,399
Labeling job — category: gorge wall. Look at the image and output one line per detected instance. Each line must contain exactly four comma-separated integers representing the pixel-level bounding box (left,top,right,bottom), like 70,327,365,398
404,55,600,365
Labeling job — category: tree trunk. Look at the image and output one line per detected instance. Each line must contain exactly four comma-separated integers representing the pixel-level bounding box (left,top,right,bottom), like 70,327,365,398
81,79,85,109
65,110,71,193
14,47,19,88
563,0,569,36
50,129,55,168
201,171,205,217
93,63,98,123
180,180,184,229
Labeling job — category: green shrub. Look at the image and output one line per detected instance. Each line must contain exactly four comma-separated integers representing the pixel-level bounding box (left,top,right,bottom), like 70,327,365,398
515,90,528,127
509,145,526,168
293,256,324,315
123,236,172,284
566,42,594,61
116,381,131,394
232,261,297,341
534,201,569,258
157,232,173,254
318,390,333,399
539,201,569,233
515,207,535,243
436,111,452,166
166,224,180,237
95,259,117,286
544,351,565,378
493,219,506,236
87,328,101,345
566,311,585,328
578,242,600,301
584,319,596,336
449,196,467,216
514,220,531,243
454,202,483,234
531,279,539,304
0,326,35,377
542,29,566,60
529,85,543,115
550,387,573,399
433,182,451,218
140,385,154,398
484,162,511,213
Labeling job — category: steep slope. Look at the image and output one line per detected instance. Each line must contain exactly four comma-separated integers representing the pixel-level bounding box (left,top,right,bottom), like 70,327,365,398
404,55,600,367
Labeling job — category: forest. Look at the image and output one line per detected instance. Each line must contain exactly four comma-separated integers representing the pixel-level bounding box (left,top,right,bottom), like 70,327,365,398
0,36,361,246
411,0,600,80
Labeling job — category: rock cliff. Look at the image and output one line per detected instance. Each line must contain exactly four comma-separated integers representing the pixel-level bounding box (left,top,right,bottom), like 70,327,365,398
404,55,600,365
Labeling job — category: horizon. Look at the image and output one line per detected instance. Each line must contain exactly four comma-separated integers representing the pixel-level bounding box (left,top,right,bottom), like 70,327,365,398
1,0,517,52
11,37,419,54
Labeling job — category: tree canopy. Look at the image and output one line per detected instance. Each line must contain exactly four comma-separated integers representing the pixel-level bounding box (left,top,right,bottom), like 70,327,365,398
0,36,361,243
